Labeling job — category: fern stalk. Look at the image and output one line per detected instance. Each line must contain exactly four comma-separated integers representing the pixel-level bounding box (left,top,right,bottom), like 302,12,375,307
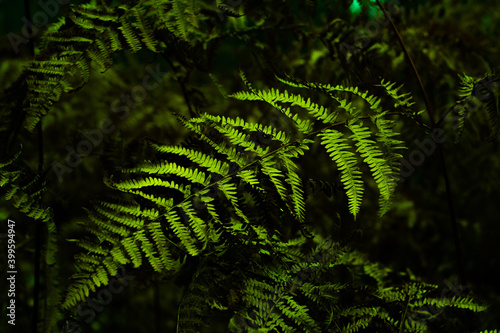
374,0,434,126
375,0,467,288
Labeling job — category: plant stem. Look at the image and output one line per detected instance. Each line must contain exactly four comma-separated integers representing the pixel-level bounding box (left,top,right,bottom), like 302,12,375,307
375,0,467,287
374,0,434,126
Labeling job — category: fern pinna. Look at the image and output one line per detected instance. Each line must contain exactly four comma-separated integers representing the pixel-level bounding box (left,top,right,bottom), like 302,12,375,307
60,71,487,332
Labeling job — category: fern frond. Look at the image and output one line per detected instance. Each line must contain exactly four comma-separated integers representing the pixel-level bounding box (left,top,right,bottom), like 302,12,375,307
130,7,158,51
62,195,181,309
0,148,52,222
165,207,200,256
118,17,142,53
348,123,397,216
452,73,478,143
319,129,364,218
378,78,416,109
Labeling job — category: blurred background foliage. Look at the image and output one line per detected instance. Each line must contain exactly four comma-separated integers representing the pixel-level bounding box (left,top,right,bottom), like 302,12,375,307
0,0,499,331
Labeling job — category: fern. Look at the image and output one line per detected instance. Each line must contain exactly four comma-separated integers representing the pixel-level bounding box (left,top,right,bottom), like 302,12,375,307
60,70,487,332
0,148,52,222
319,129,364,217
448,71,500,143
230,71,404,219
227,237,487,333
1,0,169,137
60,71,408,310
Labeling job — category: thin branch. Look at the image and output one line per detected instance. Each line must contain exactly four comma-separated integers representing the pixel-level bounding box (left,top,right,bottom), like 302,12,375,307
374,0,435,126
375,0,467,287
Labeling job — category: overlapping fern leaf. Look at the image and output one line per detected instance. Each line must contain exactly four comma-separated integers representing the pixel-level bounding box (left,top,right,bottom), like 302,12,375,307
229,71,406,218
228,237,488,332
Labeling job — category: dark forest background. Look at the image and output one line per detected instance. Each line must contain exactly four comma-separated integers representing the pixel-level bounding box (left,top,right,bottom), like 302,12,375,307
0,0,499,332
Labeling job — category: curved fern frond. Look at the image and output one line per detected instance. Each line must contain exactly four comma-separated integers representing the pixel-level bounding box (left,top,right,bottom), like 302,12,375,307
62,72,410,326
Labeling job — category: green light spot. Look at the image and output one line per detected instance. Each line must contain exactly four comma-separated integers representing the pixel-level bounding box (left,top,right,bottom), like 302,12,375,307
349,0,362,16
350,0,386,18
